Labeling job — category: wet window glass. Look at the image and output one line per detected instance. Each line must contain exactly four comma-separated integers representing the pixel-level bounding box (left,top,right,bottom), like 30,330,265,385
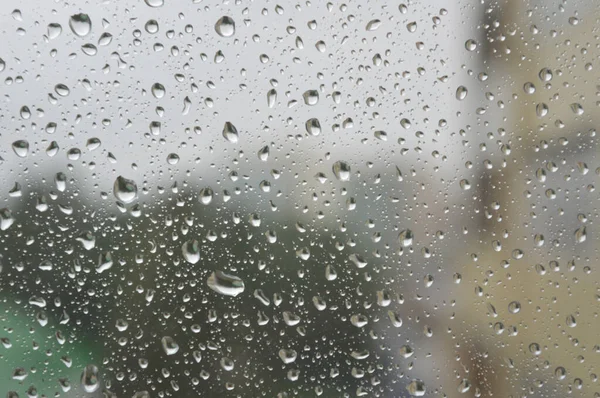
0,0,598,397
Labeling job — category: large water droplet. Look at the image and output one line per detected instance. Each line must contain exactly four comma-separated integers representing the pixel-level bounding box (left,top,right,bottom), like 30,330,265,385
182,239,201,264
406,379,426,396
113,176,138,203
12,140,29,158
207,271,245,297
215,16,235,37
222,122,239,143
366,19,382,31
69,13,92,37
278,348,297,364
332,161,351,181
161,336,179,355
48,23,62,39
80,364,100,393
151,83,165,98
302,90,319,105
144,0,164,7
305,118,321,136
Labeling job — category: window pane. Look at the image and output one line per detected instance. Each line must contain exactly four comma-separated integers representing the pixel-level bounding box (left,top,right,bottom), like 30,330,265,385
0,0,597,397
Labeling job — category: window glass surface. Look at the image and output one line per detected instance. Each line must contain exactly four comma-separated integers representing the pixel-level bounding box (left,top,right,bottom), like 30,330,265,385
0,0,598,397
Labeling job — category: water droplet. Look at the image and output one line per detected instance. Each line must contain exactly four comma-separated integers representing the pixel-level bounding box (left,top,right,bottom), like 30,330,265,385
144,0,164,7
76,231,96,250
458,379,471,393
223,122,239,143
267,89,277,108
161,336,179,355
508,301,521,314
406,379,426,396
199,187,214,205
257,145,270,161
113,176,138,203
575,226,587,243
465,39,477,51
555,366,567,380
80,364,100,393
305,118,321,136
456,85,468,100
144,19,159,34
398,229,414,247
48,23,62,39
366,19,382,31
278,349,297,364
54,84,70,97
12,140,29,158
302,90,319,105
97,252,113,273
539,67,553,82
69,13,92,37
167,153,179,165
523,82,536,94
151,83,165,98
332,161,351,181
215,16,235,37
182,239,201,264
207,271,245,297
81,43,98,56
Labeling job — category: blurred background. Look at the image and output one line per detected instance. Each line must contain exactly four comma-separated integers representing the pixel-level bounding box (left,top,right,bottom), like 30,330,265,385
0,0,598,397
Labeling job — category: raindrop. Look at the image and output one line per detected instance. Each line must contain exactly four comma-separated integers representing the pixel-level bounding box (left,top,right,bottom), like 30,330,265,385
182,239,201,264
113,176,138,203
144,0,164,7
302,90,319,105
406,379,426,396
69,13,92,37
12,140,29,158
207,271,245,297
456,85,468,100
223,122,239,143
332,161,351,181
366,19,382,31
161,336,179,355
80,364,100,393
215,16,235,37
